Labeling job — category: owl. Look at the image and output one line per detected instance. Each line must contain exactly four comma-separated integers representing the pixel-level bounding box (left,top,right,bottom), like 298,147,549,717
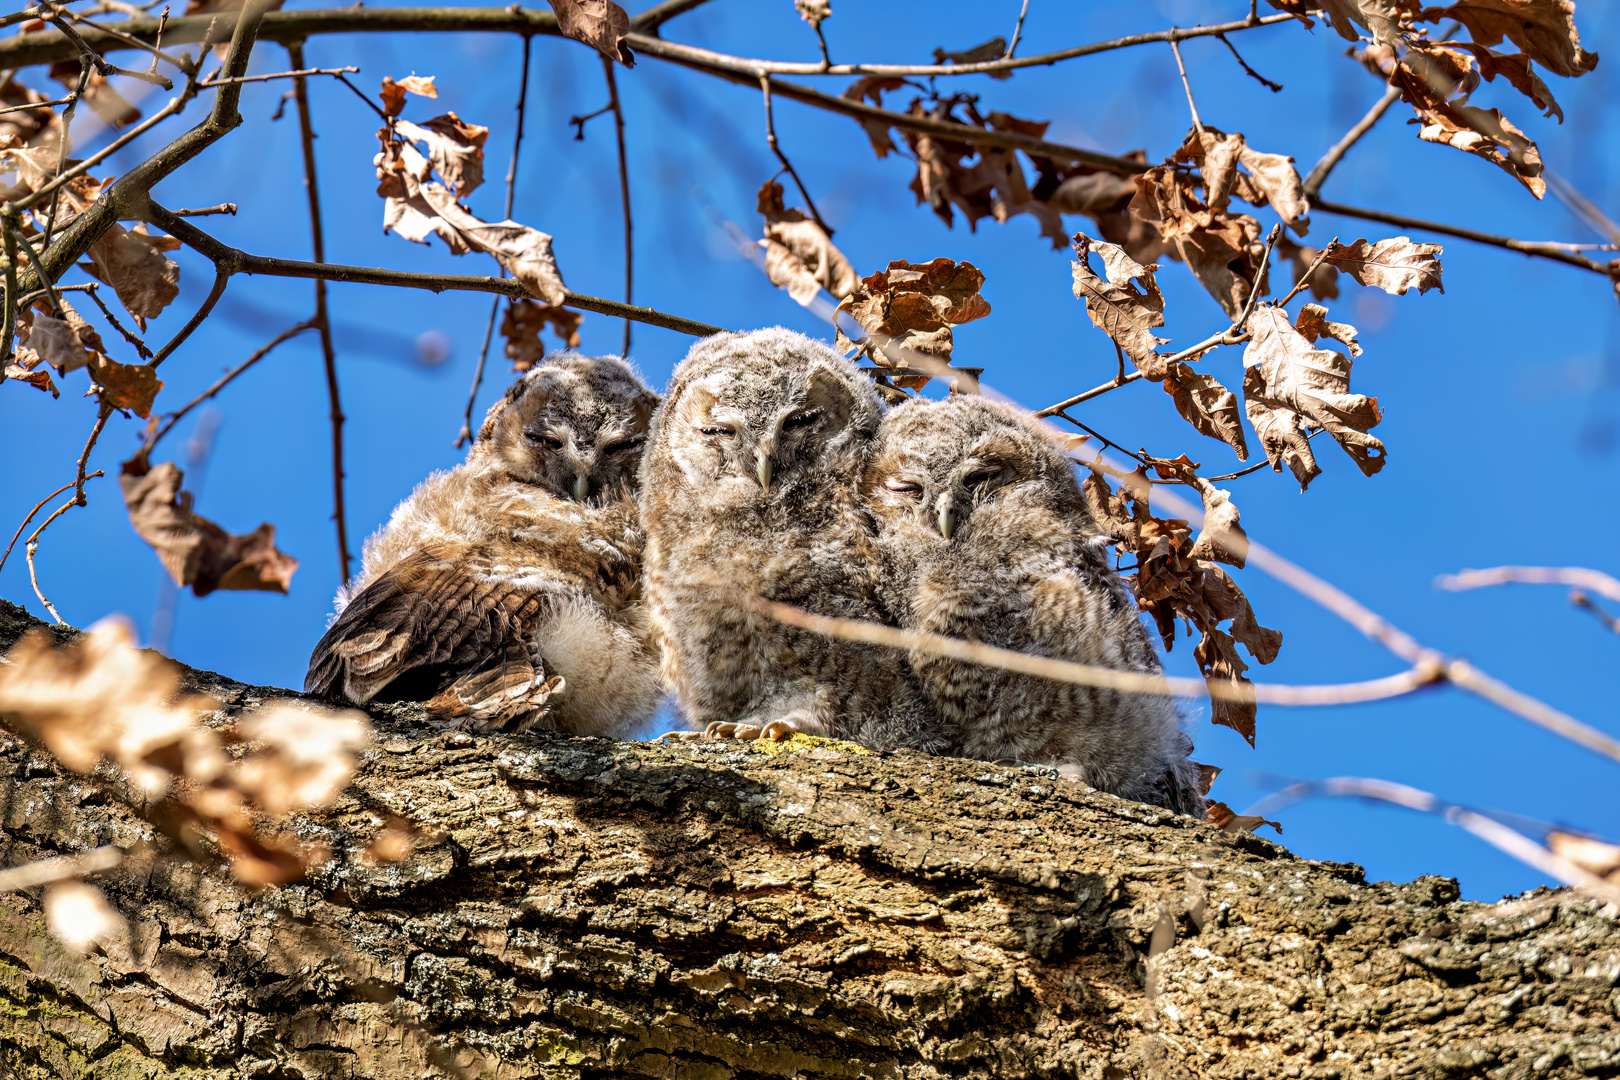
639,327,946,754
863,395,1204,815
304,354,663,737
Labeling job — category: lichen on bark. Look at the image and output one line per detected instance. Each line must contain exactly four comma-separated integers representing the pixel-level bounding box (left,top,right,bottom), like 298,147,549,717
0,597,1616,1079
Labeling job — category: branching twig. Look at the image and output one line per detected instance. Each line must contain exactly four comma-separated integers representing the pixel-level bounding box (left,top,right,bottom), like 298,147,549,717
199,64,359,87
172,203,238,217
1571,592,1620,637
604,55,632,356
456,33,531,448
288,40,350,584
0,471,103,575
761,74,833,238
150,266,228,366
1005,0,1031,59
1167,31,1202,135
1276,237,1338,308
144,319,317,453
80,280,153,359
1232,222,1282,330
1304,85,1400,196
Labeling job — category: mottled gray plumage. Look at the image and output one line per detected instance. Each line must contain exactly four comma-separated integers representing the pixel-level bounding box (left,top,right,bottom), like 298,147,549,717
305,354,662,736
640,328,946,752
864,395,1204,814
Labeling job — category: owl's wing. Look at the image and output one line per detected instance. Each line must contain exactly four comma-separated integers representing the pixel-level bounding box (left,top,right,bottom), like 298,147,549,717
303,545,555,727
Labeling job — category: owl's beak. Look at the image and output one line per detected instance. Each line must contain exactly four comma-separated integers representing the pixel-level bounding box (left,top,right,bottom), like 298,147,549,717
755,447,774,491
936,495,957,540
572,472,590,502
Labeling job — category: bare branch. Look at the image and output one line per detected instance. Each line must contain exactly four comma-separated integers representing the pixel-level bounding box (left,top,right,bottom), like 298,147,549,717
606,55,633,355
1032,371,1144,417
172,203,238,217
1005,0,1032,59
1167,31,1203,134
1276,236,1338,307
747,595,1443,707
1571,592,1620,637
80,280,153,359
288,40,350,585
0,845,123,893
1304,85,1400,196
150,265,228,366
1435,566,1620,605
199,64,359,87
1,471,103,575
1215,31,1281,91
1313,197,1615,275
145,319,317,454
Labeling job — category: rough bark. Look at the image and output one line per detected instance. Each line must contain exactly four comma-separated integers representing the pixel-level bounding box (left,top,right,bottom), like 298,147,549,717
0,597,1616,1080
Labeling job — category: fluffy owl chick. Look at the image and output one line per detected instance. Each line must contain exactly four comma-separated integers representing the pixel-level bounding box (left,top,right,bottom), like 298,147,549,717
305,354,663,737
640,328,946,753
864,395,1204,815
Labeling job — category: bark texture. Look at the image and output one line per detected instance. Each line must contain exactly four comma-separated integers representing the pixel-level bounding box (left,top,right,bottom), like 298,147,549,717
0,598,1617,1080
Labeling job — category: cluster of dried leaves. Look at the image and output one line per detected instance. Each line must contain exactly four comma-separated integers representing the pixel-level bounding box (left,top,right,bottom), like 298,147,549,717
0,618,373,947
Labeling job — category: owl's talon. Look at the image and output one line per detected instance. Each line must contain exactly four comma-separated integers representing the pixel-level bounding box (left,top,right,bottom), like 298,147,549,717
656,730,704,742
757,719,802,741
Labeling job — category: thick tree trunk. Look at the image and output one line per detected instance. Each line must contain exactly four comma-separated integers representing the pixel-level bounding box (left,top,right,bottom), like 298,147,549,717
0,599,1616,1079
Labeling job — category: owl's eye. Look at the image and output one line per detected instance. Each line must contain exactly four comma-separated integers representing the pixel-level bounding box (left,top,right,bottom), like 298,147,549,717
602,434,646,454
698,425,734,438
526,430,565,450
782,409,821,431
884,478,924,499
963,468,1001,488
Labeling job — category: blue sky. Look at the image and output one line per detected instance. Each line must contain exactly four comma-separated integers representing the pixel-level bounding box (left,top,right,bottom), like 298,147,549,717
3,1,1616,901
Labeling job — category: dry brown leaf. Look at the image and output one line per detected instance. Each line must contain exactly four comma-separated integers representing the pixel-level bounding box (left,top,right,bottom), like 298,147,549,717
795,0,831,26
1205,800,1283,835
900,103,1064,247
841,75,906,158
1193,761,1222,798
119,459,298,596
378,73,437,118
0,75,64,149
837,257,991,370
376,137,567,304
1417,0,1598,78
1129,166,1269,318
87,355,162,418
1243,304,1385,489
4,359,56,396
1323,237,1444,295
932,37,1012,78
44,882,127,952
395,113,488,197
16,300,107,374
1295,302,1362,356
1452,41,1563,119
502,299,582,370
758,179,858,303
80,223,181,326
1418,103,1545,197
545,0,635,67
50,61,139,130
1162,364,1250,460
234,704,369,817
1069,234,1168,376
1144,454,1251,566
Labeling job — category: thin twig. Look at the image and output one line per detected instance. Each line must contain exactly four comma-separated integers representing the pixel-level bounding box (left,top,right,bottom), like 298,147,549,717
0,471,102,575
145,207,727,337
1,224,18,365
19,91,189,212
747,594,1442,706
145,319,316,452
455,33,531,448
1004,0,1031,59
56,3,189,73
760,74,833,237
22,404,112,623
1313,197,1613,274
1304,85,1400,196
199,64,358,87
1032,371,1144,418
1168,31,1202,134
8,220,60,316
288,40,350,584
1276,237,1338,308
1435,566,1620,605
150,266,228,366
1215,31,1280,91
0,94,76,117
80,280,153,359
0,845,123,892
1571,592,1620,637
1231,222,1282,330
810,19,830,70
603,55,632,356
331,71,390,120
1245,777,1620,907
38,61,89,249
172,202,237,217
1052,410,1146,464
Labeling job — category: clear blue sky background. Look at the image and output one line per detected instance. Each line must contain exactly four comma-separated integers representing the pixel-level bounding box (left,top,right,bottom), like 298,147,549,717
3,1,1616,901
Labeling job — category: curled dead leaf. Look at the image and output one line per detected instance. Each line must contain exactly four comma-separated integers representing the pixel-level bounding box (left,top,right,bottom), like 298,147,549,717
119,459,298,596
1205,800,1282,835
1295,302,1362,356
758,179,857,304
395,113,488,198
1069,233,1168,376
80,223,181,326
87,354,163,418
379,73,437,118
4,358,56,395
1323,237,1443,295
837,257,991,372
17,300,106,374
503,299,583,370
1417,0,1598,78
545,0,635,67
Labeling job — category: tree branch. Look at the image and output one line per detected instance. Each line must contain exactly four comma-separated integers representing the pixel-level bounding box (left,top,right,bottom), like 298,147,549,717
1304,85,1400,196
1434,565,1620,605
1313,197,1617,276
606,56,633,355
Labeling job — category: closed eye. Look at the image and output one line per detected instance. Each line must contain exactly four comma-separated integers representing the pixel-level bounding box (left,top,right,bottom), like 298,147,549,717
964,468,1001,488
884,478,923,499
601,434,646,454
782,409,821,431
698,425,734,438
525,430,565,450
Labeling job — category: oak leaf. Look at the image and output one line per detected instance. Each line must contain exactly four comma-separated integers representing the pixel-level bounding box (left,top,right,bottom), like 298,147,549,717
395,113,488,197
1295,302,1362,356
16,300,106,373
837,257,990,370
758,179,857,304
1162,364,1250,461
1205,800,1282,835
1069,234,1167,376
379,73,437,118
1417,0,1598,78
80,223,182,326
841,76,906,157
545,0,635,67
119,459,298,596
503,299,583,370
3,359,56,396
1243,304,1385,488
1276,236,1340,302
1323,237,1443,295
87,355,162,418
1129,166,1269,318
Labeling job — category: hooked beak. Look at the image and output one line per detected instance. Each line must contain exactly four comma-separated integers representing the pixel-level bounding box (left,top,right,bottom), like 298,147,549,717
572,472,590,502
937,496,957,541
755,447,774,491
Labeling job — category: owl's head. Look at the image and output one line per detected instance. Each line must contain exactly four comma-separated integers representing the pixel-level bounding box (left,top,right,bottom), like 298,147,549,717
474,353,659,503
649,328,881,502
864,395,1089,544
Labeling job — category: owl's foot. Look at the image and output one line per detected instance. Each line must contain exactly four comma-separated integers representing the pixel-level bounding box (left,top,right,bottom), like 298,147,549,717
657,718,803,743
